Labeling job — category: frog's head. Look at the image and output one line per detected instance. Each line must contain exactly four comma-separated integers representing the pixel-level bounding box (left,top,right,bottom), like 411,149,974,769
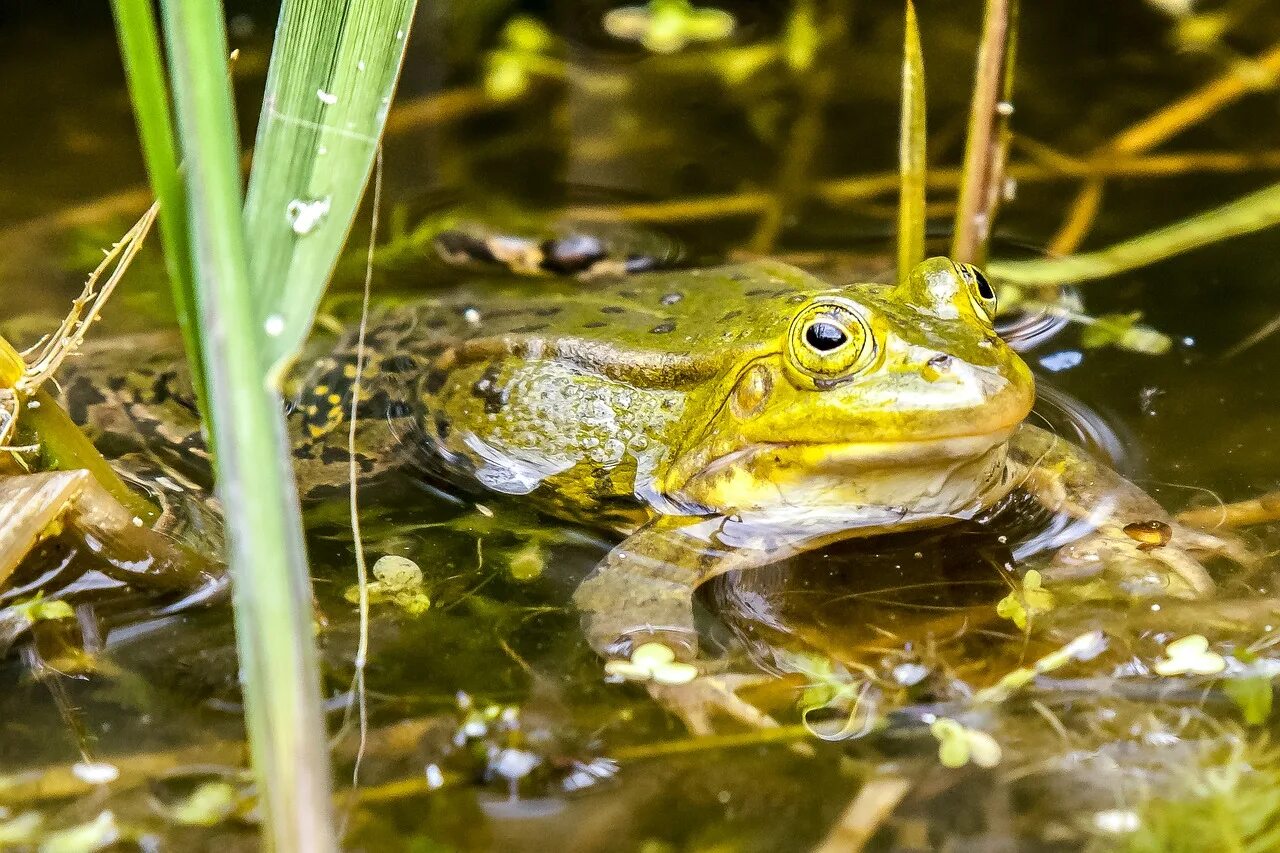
665,257,1035,521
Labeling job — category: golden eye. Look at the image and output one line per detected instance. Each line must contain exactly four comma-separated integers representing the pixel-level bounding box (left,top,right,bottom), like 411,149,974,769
956,262,997,321
787,299,875,382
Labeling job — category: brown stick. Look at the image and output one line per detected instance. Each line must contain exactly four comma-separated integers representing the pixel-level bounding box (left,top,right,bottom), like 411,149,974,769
951,0,1018,264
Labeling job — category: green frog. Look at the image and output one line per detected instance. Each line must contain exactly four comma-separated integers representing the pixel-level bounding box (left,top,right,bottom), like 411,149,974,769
58,237,1243,730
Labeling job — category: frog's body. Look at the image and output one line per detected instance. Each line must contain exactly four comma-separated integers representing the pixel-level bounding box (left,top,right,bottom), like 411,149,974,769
288,257,1030,528
60,248,1240,728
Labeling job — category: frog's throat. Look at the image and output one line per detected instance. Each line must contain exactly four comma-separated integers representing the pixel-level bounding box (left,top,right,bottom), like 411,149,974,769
669,426,1017,518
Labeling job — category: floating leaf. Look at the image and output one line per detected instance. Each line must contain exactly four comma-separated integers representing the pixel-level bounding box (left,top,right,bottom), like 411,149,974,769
995,569,1055,630
507,541,545,582
603,641,699,685
931,718,1002,769
346,555,431,615
484,16,557,102
1154,634,1226,676
603,0,735,54
1080,312,1140,349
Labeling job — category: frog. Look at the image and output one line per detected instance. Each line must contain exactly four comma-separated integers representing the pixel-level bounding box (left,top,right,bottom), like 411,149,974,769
54,234,1246,731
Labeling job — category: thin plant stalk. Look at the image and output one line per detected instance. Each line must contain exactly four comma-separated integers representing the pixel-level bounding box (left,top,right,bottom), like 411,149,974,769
156,1,336,848
950,0,1018,264
987,179,1280,286
897,0,926,278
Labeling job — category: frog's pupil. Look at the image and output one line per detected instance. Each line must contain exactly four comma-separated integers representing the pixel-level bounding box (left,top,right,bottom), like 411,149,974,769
805,322,847,352
973,269,995,301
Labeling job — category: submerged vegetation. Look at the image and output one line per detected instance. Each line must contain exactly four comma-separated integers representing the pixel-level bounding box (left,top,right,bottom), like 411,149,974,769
0,0,1279,849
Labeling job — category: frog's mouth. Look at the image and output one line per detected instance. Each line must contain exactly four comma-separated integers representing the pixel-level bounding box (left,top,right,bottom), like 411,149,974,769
672,426,1017,518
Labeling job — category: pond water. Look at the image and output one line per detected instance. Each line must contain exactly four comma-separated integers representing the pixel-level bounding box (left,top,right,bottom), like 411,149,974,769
2,1,1280,850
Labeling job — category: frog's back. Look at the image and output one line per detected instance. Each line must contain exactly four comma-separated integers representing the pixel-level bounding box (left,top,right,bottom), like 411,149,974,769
57,260,838,524
292,260,834,521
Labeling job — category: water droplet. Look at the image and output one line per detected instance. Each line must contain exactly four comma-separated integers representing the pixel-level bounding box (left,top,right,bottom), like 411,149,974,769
316,89,338,105
285,196,331,235
264,314,286,336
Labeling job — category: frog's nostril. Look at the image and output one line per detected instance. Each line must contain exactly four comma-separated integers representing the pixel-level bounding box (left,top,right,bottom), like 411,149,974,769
927,354,953,371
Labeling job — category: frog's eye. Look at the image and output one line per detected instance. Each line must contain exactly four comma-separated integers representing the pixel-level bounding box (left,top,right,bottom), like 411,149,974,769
956,262,997,321
788,300,875,382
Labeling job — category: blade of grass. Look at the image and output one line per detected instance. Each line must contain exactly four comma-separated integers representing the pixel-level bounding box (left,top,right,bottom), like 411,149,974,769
243,0,418,381
897,0,926,279
950,0,1018,264
109,0,205,416
156,1,336,848
988,179,1280,285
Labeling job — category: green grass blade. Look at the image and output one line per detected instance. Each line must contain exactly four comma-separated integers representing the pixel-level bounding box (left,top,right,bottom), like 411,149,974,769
243,0,418,380
950,0,1018,265
109,0,207,416
988,180,1280,285
157,1,336,848
897,0,927,279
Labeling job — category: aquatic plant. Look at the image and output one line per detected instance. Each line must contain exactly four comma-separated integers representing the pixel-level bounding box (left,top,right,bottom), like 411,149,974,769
110,0,416,847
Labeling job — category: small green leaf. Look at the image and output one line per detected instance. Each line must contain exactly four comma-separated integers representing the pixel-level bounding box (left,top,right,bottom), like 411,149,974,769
603,0,735,54
1153,634,1226,676
13,593,75,624
1080,312,1140,349
484,16,557,102
995,569,1055,630
346,555,431,615
931,718,971,768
